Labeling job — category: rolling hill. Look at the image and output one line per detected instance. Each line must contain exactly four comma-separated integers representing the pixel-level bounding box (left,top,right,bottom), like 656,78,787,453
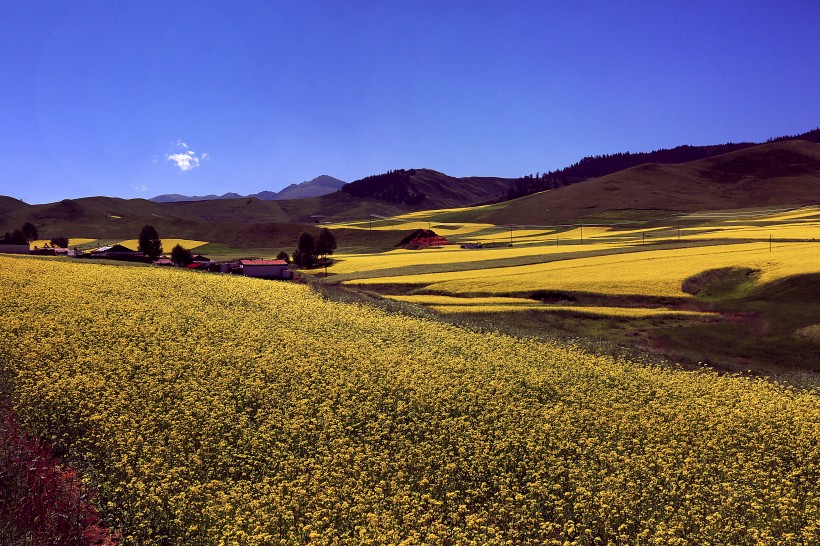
480,139,820,225
341,168,515,208
0,168,518,247
0,196,28,216
506,127,820,200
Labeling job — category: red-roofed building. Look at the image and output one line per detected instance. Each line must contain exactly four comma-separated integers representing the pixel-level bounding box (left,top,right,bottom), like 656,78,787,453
396,229,452,249
239,259,291,279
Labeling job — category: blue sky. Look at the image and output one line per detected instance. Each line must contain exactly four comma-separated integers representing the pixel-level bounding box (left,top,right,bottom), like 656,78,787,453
2,1,819,204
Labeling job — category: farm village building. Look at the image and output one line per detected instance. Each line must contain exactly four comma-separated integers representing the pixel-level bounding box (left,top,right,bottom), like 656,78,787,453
90,244,143,259
0,244,31,255
240,259,292,279
397,229,452,249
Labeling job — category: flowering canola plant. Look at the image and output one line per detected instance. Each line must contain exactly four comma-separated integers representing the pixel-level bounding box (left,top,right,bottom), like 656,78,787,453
0,255,819,545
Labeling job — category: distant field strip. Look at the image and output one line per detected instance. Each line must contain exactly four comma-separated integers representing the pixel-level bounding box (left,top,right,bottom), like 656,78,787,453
30,238,96,248
385,295,716,318
680,222,820,240
325,240,736,284
117,238,209,251
347,241,820,297
327,242,633,275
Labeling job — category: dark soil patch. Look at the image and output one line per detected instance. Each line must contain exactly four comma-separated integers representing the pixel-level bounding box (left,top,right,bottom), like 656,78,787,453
0,402,118,545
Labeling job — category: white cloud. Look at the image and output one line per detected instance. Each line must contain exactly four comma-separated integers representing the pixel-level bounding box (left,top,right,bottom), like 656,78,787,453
167,152,200,172
165,140,207,172
133,184,148,192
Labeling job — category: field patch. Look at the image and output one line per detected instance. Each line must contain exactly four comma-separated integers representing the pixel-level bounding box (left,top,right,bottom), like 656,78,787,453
346,241,820,298
116,238,209,251
794,323,820,342
29,238,96,249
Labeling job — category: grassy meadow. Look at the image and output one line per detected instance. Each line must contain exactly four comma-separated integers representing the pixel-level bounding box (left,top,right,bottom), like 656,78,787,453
1,255,819,545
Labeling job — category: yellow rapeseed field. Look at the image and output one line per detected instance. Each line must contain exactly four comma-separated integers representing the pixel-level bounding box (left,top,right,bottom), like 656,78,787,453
29,238,96,249
117,238,209,251
326,242,626,275
348,241,820,298
1,255,819,545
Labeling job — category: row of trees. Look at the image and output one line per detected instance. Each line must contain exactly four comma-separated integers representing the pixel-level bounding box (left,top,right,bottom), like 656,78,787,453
1,222,69,248
506,142,763,200
1,222,38,244
290,228,336,268
138,225,202,266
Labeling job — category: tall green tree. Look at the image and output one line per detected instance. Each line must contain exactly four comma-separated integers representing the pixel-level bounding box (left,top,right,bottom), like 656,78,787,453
0,229,27,245
50,236,69,248
21,222,38,242
138,225,163,260
294,232,317,268
316,228,337,259
170,244,193,266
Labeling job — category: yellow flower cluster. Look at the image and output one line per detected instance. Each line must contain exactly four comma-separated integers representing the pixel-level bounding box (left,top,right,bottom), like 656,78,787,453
1,255,819,545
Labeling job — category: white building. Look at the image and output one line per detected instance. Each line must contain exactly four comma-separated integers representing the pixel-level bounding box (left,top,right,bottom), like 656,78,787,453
240,259,291,279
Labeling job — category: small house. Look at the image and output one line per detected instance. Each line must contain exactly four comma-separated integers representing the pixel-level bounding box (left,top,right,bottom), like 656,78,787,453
90,244,143,258
0,244,30,255
396,229,452,249
240,259,291,279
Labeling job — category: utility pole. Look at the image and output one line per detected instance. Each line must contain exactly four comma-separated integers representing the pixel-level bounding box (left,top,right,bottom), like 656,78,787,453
642,232,645,246
770,234,772,252
509,225,513,246
580,223,583,241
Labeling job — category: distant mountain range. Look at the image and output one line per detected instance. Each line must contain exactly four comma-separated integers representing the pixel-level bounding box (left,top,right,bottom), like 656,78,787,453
151,175,347,203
